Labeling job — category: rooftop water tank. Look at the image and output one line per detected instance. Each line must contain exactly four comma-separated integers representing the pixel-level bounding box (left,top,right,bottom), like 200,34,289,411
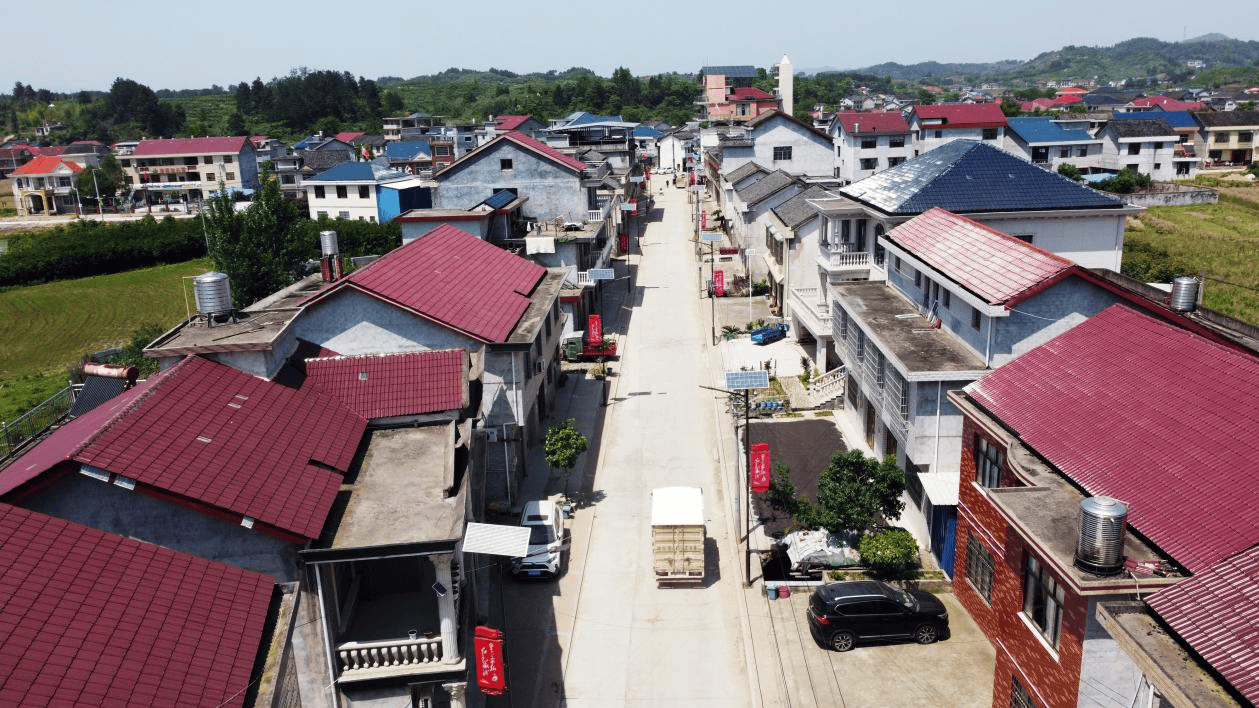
193,272,233,316
1075,497,1127,576
1169,276,1199,312
319,230,339,257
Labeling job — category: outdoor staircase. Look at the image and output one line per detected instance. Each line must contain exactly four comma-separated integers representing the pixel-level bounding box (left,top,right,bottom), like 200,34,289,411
807,366,845,408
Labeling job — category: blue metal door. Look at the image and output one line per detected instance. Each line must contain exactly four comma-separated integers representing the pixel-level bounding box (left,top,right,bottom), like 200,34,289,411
930,506,957,578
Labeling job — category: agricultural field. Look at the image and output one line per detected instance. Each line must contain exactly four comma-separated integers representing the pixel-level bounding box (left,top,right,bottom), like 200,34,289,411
1124,183,1259,325
0,258,212,421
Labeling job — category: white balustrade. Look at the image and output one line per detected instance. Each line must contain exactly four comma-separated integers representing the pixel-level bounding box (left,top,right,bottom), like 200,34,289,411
338,635,443,675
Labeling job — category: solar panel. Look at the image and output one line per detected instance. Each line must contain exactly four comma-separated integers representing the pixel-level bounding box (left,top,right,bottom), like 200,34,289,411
588,268,615,280
700,232,724,242
725,370,769,390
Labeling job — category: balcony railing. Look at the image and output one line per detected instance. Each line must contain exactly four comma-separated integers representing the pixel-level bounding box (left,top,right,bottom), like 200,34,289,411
587,209,604,222
337,635,444,681
817,248,886,275
788,288,829,338
807,366,845,406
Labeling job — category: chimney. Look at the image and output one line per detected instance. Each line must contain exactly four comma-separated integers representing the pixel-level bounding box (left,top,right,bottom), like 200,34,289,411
777,54,794,116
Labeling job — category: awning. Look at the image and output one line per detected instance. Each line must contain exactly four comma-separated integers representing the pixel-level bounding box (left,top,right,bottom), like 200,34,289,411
919,472,960,506
462,522,531,558
525,237,556,254
381,177,429,190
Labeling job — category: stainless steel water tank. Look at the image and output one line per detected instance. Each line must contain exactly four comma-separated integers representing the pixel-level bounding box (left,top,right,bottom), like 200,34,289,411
1169,276,1199,312
193,272,233,315
319,230,339,257
1075,497,1127,576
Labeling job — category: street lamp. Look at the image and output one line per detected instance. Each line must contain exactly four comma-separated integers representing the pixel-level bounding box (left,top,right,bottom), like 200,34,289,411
88,167,102,215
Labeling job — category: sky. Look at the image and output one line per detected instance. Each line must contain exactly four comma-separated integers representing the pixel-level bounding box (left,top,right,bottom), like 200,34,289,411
12,0,1259,93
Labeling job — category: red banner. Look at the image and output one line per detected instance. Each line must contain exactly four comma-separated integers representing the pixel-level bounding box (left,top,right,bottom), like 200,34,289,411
701,210,707,229
474,626,507,695
618,231,629,254
714,270,725,298
587,314,602,345
751,443,770,493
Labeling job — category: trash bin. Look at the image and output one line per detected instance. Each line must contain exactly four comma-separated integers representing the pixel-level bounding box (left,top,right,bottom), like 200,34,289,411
766,584,777,601
778,585,791,599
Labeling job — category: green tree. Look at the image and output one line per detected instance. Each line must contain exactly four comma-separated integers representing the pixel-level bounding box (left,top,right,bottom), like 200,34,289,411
203,170,307,308
226,112,247,135
1057,163,1082,181
1000,98,1022,116
74,154,124,208
765,450,906,534
100,322,167,376
543,418,589,474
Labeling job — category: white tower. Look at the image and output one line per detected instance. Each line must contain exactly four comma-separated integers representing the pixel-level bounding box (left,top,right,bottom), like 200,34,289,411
776,54,794,116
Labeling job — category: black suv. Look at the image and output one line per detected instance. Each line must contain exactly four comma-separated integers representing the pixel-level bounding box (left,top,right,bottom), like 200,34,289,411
806,580,949,652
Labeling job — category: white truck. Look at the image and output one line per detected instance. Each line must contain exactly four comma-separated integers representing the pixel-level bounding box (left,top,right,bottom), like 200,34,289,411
651,487,705,584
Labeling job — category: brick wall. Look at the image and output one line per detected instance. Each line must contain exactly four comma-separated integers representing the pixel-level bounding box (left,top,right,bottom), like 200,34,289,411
953,416,1088,708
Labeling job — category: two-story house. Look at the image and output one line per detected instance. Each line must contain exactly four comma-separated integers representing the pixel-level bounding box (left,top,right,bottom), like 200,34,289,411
714,109,836,179
9,155,83,215
1004,117,1103,172
829,111,914,184
1109,111,1203,177
698,65,762,123
385,139,434,176
726,169,802,265
304,161,430,223
119,136,258,207
541,112,639,170
1192,109,1259,167
1095,118,1184,180
950,303,1259,708
907,103,1008,156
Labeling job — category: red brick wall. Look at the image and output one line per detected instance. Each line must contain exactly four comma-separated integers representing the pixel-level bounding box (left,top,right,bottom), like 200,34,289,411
953,416,1087,708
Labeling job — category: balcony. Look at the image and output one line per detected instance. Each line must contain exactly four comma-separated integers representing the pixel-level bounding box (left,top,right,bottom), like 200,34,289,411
337,634,449,682
788,288,830,339
817,248,887,280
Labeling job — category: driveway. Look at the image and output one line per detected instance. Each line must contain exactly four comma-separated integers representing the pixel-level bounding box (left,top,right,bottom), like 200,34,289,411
758,588,995,707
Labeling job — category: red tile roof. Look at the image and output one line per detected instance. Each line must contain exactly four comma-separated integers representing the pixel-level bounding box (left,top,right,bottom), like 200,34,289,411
314,224,545,343
728,87,775,101
32,145,67,156
0,504,273,708
10,155,82,176
883,208,1075,306
1146,546,1259,704
966,305,1259,573
835,111,911,134
304,349,467,419
494,115,533,130
1,356,366,540
913,103,1008,128
501,131,588,172
1131,96,1205,111
335,131,366,143
132,136,249,156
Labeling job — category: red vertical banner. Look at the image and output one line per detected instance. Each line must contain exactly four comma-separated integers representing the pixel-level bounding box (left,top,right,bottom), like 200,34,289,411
701,210,707,229
714,270,725,298
751,443,771,493
474,626,507,695
587,314,602,345
618,231,629,253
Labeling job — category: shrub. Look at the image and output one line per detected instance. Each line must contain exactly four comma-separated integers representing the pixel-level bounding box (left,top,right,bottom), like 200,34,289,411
1057,164,1082,181
858,528,919,569
1093,168,1153,194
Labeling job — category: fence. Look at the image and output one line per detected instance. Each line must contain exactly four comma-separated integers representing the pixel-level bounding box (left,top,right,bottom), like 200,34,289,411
1,386,75,460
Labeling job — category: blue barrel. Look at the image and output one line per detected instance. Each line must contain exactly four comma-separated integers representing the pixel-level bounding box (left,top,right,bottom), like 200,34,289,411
766,584,777,601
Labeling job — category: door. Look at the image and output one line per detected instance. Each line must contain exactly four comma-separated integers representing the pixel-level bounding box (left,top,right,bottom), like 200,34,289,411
864,402,876,448
931,506,958,578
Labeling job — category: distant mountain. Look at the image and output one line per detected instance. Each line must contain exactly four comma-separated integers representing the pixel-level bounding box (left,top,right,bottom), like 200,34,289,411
833,35,1259,85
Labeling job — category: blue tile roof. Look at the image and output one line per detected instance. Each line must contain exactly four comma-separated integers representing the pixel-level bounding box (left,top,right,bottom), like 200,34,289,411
307,161,408,182
634,125,664,139
569,112,623,126
840,140,1124,215
1111,110,1198,129
385,141,431,160
1006,117,1094,144
482,189,516,209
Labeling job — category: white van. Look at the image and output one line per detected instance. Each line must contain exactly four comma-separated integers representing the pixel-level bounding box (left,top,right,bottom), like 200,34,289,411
511,500,566,579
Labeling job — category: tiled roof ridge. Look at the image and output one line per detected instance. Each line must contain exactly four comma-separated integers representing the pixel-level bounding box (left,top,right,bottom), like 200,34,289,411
925,206,1075,267
502,131,587,172
307,348,462,364
70,357,190,460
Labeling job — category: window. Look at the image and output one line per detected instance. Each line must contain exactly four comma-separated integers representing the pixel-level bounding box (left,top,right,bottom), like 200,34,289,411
336,185,348,199
1059,147,1071,158
203,156,213,164
971,307,981,330
1126,164,1139,172
58,177,71,187
1023,555,1064,649
887,157,905,167
861,138,877,149
942,290,950,308
434,146,450,156
338,210,350,220
860,158,878,170
1153,163,1161,170
1012,234,1033,244
1011,676,1035,708
1214,132,1230,143
982,128,998,140
225,172,235,181
359,185,369,199
1240,131,1253,143
975,436,1004,488
934,130,943,139
889,136,905,148
913,270,921,287
894,256,902,273
281,175,295,184
314,186,325,199
500,158,513,170
772,146,792,161
965,534,996,604
1127,143,1140,155
316,211,328,219
1077,146,1088,157
1154,142,1164,150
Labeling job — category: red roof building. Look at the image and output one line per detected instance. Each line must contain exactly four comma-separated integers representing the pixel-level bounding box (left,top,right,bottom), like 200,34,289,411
9,155,84,216
124,136,259,204
0,504,273,707
304,349,468,420
1130,96,1206,111
1,355,366,543
832,110,912,135
908,103,1009,155
950,304,1259,708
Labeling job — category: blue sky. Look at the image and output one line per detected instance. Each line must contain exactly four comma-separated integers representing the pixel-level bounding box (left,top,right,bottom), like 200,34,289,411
13,0,1259,93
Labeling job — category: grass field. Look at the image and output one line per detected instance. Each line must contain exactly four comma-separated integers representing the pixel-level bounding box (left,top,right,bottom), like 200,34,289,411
1124,184,1259,324
0,258,212,420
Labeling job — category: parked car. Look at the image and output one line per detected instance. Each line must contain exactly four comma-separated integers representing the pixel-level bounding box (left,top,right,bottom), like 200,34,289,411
806,580,949,651
510,500,566,580
750,321,789,345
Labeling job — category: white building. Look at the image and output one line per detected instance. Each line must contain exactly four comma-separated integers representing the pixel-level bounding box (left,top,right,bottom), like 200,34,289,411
828,111,914,184
714,110,835,179
907,104,1008,156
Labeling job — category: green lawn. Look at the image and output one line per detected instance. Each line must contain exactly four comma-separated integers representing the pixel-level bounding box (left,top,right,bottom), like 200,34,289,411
1124,185,1259,326
0,258,213,421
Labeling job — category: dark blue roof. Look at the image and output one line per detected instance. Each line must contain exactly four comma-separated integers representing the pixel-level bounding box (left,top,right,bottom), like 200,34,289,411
385,141,431,159
482,189,516,209
569,112,622,126
1006,117,1094,144
702,66,758,78
307,161,408,182
1111,110,1198,129
634,125,664,139
840,140,1124,215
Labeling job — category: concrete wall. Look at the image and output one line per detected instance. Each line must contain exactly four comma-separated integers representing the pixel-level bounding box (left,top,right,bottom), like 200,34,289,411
912,126,1005,156
987,277,1124,367
437,142,587,223
723,119,835,178
1122,184,1219,207
401,218,490,245
295,289,481,356
307,183,379,222
24,473,299,581
972,213,1127,272
1077,597,1146,708
836,132,914,183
